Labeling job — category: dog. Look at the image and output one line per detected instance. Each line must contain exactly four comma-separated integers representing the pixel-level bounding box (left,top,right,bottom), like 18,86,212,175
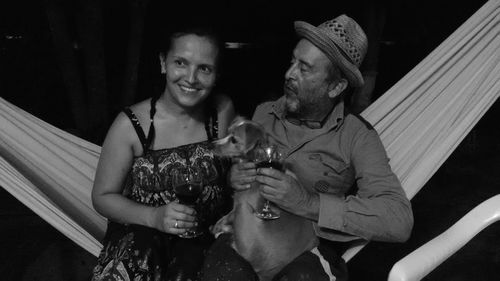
209,117,318,281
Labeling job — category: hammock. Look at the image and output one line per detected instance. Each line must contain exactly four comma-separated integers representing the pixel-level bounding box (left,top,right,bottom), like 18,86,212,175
1,0,499,259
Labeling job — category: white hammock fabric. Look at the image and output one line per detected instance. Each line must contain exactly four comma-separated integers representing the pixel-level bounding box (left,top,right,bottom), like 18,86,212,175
0,100,105,256
1,0,499,259
343,0,500,260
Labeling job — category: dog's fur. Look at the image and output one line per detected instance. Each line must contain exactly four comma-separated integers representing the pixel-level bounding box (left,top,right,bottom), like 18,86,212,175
212,117,318,281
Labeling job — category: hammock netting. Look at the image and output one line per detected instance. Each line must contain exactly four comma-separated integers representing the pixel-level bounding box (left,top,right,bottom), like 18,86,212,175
1,0,499,259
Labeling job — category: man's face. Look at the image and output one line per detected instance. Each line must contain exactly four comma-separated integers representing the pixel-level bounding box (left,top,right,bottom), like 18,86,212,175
283,39,337,119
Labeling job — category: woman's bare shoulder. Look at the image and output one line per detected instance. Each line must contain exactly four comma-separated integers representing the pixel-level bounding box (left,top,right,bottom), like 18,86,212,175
213,93,236,137
104,98,153,147
213,93,234,114
128,98,153,119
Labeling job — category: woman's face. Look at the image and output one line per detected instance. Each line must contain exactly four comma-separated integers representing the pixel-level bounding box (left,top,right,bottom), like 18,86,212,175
161,34,219,108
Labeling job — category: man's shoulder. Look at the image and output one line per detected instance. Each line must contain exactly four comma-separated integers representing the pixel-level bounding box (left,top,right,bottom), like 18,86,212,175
253,98,281,120
255,100,275,112
343,112,375,132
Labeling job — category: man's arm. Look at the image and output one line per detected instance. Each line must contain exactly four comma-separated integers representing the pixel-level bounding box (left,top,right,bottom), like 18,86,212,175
317,128,414,242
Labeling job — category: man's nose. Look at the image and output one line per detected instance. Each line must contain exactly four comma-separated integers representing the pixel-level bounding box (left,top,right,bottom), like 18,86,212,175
284,63,297,81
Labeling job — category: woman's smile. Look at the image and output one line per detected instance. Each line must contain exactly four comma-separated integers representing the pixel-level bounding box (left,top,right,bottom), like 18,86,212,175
179,84,201,94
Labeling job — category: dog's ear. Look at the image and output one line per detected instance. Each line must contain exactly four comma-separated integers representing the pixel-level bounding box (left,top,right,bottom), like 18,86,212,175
228,115,247,133
241,121,267,153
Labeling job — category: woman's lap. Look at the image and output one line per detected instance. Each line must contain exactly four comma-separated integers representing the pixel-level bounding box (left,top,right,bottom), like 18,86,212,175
93,222,214,281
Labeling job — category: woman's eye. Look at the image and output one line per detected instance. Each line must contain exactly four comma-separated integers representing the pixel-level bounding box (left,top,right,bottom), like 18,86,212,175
199,66,213,74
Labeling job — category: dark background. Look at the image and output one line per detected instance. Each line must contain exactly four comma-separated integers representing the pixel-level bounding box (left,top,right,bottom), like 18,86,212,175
1,0,499,280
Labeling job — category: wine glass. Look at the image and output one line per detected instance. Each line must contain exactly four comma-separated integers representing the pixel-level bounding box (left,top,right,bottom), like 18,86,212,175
254,144,283,220
172,167,204,238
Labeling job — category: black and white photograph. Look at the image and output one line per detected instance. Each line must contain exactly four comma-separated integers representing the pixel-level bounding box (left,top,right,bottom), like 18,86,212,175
1,0,499,280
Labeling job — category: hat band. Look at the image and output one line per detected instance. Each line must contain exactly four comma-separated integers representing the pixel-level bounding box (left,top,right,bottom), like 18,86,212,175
330,37,357,67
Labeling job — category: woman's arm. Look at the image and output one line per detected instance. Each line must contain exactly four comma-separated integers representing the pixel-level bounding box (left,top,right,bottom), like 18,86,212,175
214,93,236,138
91,112,156,226
209,93,237,235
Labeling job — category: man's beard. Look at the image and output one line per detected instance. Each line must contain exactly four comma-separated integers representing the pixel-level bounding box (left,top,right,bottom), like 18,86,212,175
285,91,331,120
285,92,300,114
284,82,301,114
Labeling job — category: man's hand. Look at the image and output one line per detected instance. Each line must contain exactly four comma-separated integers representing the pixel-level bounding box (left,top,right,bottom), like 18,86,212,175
256,168,319,220
229,161,257,190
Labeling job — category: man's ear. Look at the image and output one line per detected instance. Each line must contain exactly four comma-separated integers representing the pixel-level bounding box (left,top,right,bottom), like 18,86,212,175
328,78,348,99
159,53,167,74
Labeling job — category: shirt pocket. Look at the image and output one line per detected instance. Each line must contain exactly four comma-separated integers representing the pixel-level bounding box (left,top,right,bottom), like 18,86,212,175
307,153,353,194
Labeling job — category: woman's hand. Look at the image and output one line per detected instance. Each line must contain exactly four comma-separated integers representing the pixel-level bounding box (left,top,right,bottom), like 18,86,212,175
229,161,257,190
150,202,198,235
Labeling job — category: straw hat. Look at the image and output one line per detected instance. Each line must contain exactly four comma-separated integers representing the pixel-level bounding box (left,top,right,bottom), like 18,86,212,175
294,14,368,88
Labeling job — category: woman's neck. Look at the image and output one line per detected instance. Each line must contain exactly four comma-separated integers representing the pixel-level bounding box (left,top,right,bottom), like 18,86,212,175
156,93,205,123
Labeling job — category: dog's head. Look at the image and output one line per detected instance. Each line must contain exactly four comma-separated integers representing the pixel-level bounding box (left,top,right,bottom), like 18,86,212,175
212,116,267,160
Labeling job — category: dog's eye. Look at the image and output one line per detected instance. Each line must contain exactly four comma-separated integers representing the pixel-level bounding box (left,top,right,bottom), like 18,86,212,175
230,136,237,144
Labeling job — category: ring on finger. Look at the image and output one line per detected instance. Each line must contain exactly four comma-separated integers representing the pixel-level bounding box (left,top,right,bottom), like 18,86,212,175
174,220,179,229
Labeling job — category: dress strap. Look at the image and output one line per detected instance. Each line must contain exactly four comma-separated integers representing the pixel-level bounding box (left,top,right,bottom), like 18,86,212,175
146,96,158,148
122,107,149,151
204,101,219,141
122,97,158,152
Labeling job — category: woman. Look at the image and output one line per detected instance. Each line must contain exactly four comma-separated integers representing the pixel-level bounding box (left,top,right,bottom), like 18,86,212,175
91,25,235,281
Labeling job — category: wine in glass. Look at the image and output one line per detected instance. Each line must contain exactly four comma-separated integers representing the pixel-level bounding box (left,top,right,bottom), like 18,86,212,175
254,144,283,220
172,167,204,238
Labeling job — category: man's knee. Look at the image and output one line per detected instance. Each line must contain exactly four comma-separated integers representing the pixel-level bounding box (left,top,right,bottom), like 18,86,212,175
273,245,348,281
273,251,331,281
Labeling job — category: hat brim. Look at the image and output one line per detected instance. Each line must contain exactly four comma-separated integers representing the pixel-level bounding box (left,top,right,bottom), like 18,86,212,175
294,21,364,88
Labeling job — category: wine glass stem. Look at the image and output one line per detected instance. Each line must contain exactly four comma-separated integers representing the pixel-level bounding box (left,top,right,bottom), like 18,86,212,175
263,200,271,211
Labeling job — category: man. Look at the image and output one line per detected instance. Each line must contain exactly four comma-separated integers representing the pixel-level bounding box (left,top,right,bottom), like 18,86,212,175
208,14,413,280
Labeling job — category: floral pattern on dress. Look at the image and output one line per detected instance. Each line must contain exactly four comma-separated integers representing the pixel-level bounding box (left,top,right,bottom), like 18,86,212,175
127,142,230,225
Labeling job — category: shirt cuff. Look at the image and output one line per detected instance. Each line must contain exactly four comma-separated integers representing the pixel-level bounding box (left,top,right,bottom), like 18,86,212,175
317,192,346,231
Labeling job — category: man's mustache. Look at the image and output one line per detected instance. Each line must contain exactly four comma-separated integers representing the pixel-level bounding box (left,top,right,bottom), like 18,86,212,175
284,81,297,93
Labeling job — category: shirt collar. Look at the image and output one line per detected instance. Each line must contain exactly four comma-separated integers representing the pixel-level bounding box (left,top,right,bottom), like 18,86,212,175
270,96,345,130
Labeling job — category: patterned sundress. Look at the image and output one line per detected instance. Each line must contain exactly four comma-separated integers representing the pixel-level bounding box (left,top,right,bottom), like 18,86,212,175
92,98,233,281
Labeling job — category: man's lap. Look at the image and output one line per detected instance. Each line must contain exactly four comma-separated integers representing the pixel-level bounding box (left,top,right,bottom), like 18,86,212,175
200,234,347,281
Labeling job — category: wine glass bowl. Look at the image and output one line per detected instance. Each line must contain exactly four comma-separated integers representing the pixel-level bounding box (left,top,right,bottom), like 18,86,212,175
173,169,203,205
254,144,283,220
172,167,204,238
